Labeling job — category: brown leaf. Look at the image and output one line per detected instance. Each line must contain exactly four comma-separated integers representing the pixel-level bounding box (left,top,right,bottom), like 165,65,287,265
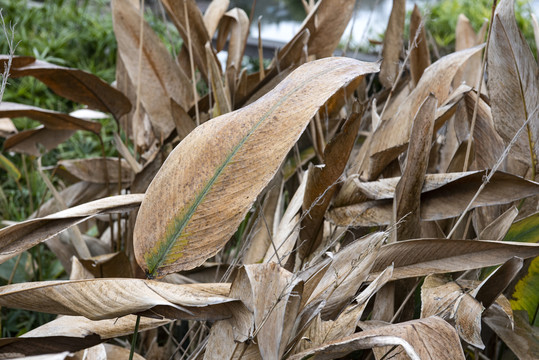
483,308,539,360
279,0,356,59
0,194,143,263
487,0,539,167
203,0,229,38
289,316,465,360
409,5,431,86
58,157,135,185
368,239,539,281
112,0,193,140
78,252,134,278
161,0,218,81
380,0,405,88
216,8,249,77
9,59,130,120
133,57,380,278
478,205,518,241
0,117,17,137
299,108,364,262
329,171,539,226
4,127,74,156
0,102,101,133
0,279,234,321
393,94,437,241
454,14,483,87
362,45,484,180
473,256,523,309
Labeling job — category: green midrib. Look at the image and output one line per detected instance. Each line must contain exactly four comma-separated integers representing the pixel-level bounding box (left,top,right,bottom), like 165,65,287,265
145,61,353,277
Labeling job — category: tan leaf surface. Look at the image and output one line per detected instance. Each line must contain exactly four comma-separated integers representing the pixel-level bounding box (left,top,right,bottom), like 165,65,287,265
368,239,539,281
58,158,135,185
4,127,74,156
0,194,143,263
329,171,539,226
203,0,229,38
299,108,363,262
217,8,249,77
393,94,437,241
0,279,234,321
0,315,169,357
409,5,430,86
379,0,405,88
362,45,484,180
478,205,518,241
133,57,379,278
454,14,484,87
487,0,539,166
0,102,101,133
9,59,130,120
290,316,465,360
112,0,193,139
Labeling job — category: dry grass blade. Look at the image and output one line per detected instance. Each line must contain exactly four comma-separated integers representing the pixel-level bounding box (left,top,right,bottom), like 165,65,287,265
299,107,364,263
379,0,405,88
473,256,523,309
133,57,379,278
58,158,135,185
393,94,437,241
0,315,170,357
409,5,430,86
112,0,193,140
0,279,234,320
362,45,483,180
478,205,518,241
0,194,143,263
290,316,465,360
0,102,101,133
368,239,539,281
454,14,483,87
216,8,249,77
487,0,539,169
9,58,130,120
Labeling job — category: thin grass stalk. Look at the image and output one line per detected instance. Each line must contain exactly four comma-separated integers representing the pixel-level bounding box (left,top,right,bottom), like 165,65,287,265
463,0,497,172
257,16,265,81
133,0,146,156
21,154,34,214
129,314,141,360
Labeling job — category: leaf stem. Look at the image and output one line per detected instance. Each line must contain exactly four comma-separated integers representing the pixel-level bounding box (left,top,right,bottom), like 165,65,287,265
129,314,141,360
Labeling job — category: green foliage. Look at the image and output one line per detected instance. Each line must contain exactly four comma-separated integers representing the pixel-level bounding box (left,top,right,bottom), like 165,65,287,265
511,257,539,326
425,0,536,54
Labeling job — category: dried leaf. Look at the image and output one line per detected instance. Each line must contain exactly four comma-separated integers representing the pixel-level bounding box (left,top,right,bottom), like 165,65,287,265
363,45,484,180
474,257,523,309
0,102,101,133
299,108,363,262
58,158,135,185
112,0,193,139
329,171,539,226
393,94,437,241
9,59,130,120
454,14,483,87
0,315,170,357
4,127,74,156
0,279,234,321
368,239,539,281
133,57,379,278
0,194,143,263
380,0,405,88
203,0,229,38
217,8,249,77
409,5,430,86
289,316,465,360
479,205,518,241
487,0,539,167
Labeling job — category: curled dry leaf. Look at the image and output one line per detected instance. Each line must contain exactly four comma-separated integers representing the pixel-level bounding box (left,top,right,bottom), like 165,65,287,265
0,278,234,321
58,158,135,185
8,58,131,120
0,315,170,357
290,316,465,360
409,5,431,86
329,170,539,226
203,0,229,38
368,239,539,281
133,57,380,278
217,8,250,79
0,102,101,133
0,194,143,264
487,0,539,167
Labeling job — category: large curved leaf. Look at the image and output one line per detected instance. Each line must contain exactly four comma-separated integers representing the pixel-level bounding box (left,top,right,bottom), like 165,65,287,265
133,57,380,278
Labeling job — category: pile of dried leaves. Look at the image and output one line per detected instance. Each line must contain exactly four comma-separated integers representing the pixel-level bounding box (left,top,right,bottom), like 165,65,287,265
0,0,538,359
